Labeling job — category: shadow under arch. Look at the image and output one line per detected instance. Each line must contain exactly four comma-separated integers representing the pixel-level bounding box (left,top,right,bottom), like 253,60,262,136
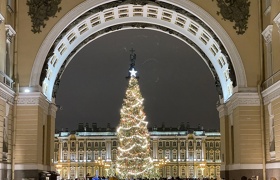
30,0,247,102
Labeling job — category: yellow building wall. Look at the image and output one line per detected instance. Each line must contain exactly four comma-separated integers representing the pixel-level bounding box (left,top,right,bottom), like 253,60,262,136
190,0,261,87
16,0,261,88
15,105,44,163
272,97,280,161
17,0,83,86
233,106,262,164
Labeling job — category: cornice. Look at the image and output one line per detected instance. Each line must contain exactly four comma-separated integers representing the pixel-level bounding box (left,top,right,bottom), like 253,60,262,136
218,92,260,117
262,80,280,105
0,83,15,104
17,92,49,114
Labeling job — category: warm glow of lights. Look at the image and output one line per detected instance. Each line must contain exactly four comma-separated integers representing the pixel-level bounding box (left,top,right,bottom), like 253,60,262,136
116,77,155,179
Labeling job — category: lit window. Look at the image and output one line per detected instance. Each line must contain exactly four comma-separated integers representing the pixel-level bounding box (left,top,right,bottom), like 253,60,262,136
166,141,170,147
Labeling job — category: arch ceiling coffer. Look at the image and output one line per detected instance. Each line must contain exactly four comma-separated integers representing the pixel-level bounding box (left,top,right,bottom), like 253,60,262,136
31,0,247,103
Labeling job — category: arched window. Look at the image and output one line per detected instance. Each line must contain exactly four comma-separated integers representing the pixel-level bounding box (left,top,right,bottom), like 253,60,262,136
165,149,170,160
189,141,193,147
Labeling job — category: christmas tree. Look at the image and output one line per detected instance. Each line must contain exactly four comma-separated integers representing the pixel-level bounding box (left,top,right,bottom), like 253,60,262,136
116,50,155,179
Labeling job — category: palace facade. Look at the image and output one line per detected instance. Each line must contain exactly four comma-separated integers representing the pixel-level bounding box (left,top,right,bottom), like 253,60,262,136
1,0,280,179
54,123,221,180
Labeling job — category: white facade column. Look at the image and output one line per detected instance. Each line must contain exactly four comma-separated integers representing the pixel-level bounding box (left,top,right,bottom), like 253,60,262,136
194,138,197,161
202,139,206,161
59,141,63,161
106,140,111,160
84,140,87,161
153,139,158,159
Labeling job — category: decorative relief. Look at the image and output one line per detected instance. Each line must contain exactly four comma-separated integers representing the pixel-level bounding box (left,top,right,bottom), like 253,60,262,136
226,92,260,114
5,25,16,43
26,0,62,33
213,0,250,35
17,92,53,115
262,25,273,44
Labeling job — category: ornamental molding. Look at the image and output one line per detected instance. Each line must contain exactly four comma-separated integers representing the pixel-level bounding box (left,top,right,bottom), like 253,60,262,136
30,0,247,102
0,83,15,104
273,13,280,33
262,25,273,44
0,13,4,24
26,0,62,33
225,92,260,115
17,92,50,114
262,80,280,105
214,0,250,35
5,25,16,43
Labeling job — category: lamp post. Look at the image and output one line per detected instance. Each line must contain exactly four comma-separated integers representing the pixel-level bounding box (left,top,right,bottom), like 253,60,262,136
199,163,205,178
95,157,105,177
159,157,168,178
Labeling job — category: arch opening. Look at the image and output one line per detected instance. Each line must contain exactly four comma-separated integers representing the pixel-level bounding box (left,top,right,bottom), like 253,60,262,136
30,0,247,103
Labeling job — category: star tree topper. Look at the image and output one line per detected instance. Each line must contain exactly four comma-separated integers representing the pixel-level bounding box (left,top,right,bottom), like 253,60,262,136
129,68,137,77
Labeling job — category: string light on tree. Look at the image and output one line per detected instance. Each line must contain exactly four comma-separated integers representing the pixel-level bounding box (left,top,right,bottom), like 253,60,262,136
116,49,156,179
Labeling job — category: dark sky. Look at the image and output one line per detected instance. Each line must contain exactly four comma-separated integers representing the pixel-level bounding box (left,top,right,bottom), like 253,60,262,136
55,29,220,131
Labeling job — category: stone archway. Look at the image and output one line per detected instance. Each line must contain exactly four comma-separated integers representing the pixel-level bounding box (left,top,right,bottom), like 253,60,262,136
30,0,247,103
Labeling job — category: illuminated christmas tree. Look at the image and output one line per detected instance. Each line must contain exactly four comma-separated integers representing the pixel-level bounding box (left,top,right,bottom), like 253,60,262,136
116,50,155,179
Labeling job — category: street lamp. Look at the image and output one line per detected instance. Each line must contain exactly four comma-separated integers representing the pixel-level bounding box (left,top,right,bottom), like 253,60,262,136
95,157,105,177
159,157,169,178
199,163,205,178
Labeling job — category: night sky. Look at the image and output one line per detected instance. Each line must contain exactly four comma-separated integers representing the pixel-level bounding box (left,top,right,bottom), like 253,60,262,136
55,29,220,132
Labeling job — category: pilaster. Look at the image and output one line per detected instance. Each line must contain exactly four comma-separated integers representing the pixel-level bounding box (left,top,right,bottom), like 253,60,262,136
218,92,263,180
262,81,280,179
0,82,14,180
15,92,54,179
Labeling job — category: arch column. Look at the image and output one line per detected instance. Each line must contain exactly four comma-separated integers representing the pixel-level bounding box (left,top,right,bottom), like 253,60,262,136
14,92,57,179
218,92,263,180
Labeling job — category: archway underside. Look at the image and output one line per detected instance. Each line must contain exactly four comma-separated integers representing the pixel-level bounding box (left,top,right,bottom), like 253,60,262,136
34,0,242,102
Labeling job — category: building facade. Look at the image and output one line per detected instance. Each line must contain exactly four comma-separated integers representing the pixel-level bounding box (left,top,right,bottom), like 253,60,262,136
0,0,280,179
54,124,221,180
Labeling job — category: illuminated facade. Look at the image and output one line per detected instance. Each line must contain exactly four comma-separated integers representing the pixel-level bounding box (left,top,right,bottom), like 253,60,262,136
0,0,280,179
54,124,221,180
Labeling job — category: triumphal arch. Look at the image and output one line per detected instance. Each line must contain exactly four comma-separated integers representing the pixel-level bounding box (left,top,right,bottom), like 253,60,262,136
0,0,280,179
